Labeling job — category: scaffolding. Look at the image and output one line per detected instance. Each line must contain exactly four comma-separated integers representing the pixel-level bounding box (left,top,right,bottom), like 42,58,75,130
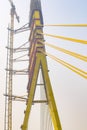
4,1,29,130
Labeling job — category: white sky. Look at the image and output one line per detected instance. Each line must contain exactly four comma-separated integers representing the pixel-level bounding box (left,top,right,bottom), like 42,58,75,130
0,0,87,130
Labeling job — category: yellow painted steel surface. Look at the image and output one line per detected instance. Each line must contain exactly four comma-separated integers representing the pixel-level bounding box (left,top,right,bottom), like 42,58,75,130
42,51,87,79
40,41,87,62
22,53,62,130
39,32,87,45
22,7,62,130
44,24,87,27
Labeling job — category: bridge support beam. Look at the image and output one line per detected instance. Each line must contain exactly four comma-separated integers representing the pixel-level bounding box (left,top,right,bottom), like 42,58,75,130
21,0,62,130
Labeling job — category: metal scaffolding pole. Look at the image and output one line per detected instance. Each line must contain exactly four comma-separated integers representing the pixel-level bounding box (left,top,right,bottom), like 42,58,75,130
5,1,19,130
4,25,10,130
8,6,14,130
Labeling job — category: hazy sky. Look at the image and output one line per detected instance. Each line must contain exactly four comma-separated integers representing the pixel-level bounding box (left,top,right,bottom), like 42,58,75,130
0,0,87,130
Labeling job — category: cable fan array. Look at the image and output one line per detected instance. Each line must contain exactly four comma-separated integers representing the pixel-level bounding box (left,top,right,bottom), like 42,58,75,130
37,24,87,79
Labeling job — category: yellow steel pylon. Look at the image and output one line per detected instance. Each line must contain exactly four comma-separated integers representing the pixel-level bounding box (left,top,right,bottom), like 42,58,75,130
21,0,62,130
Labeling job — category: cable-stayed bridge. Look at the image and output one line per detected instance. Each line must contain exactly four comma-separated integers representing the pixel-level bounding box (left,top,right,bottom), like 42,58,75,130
4,0,87,130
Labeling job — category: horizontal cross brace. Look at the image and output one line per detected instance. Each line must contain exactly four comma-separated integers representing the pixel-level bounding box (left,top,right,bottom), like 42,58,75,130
36,83,44,86
4,94,48,103
33,100,48,104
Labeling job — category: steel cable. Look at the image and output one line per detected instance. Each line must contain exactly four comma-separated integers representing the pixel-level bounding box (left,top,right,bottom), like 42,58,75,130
38,32,87,45
44,24,87,27
39,41,87,62
40,50,87,79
